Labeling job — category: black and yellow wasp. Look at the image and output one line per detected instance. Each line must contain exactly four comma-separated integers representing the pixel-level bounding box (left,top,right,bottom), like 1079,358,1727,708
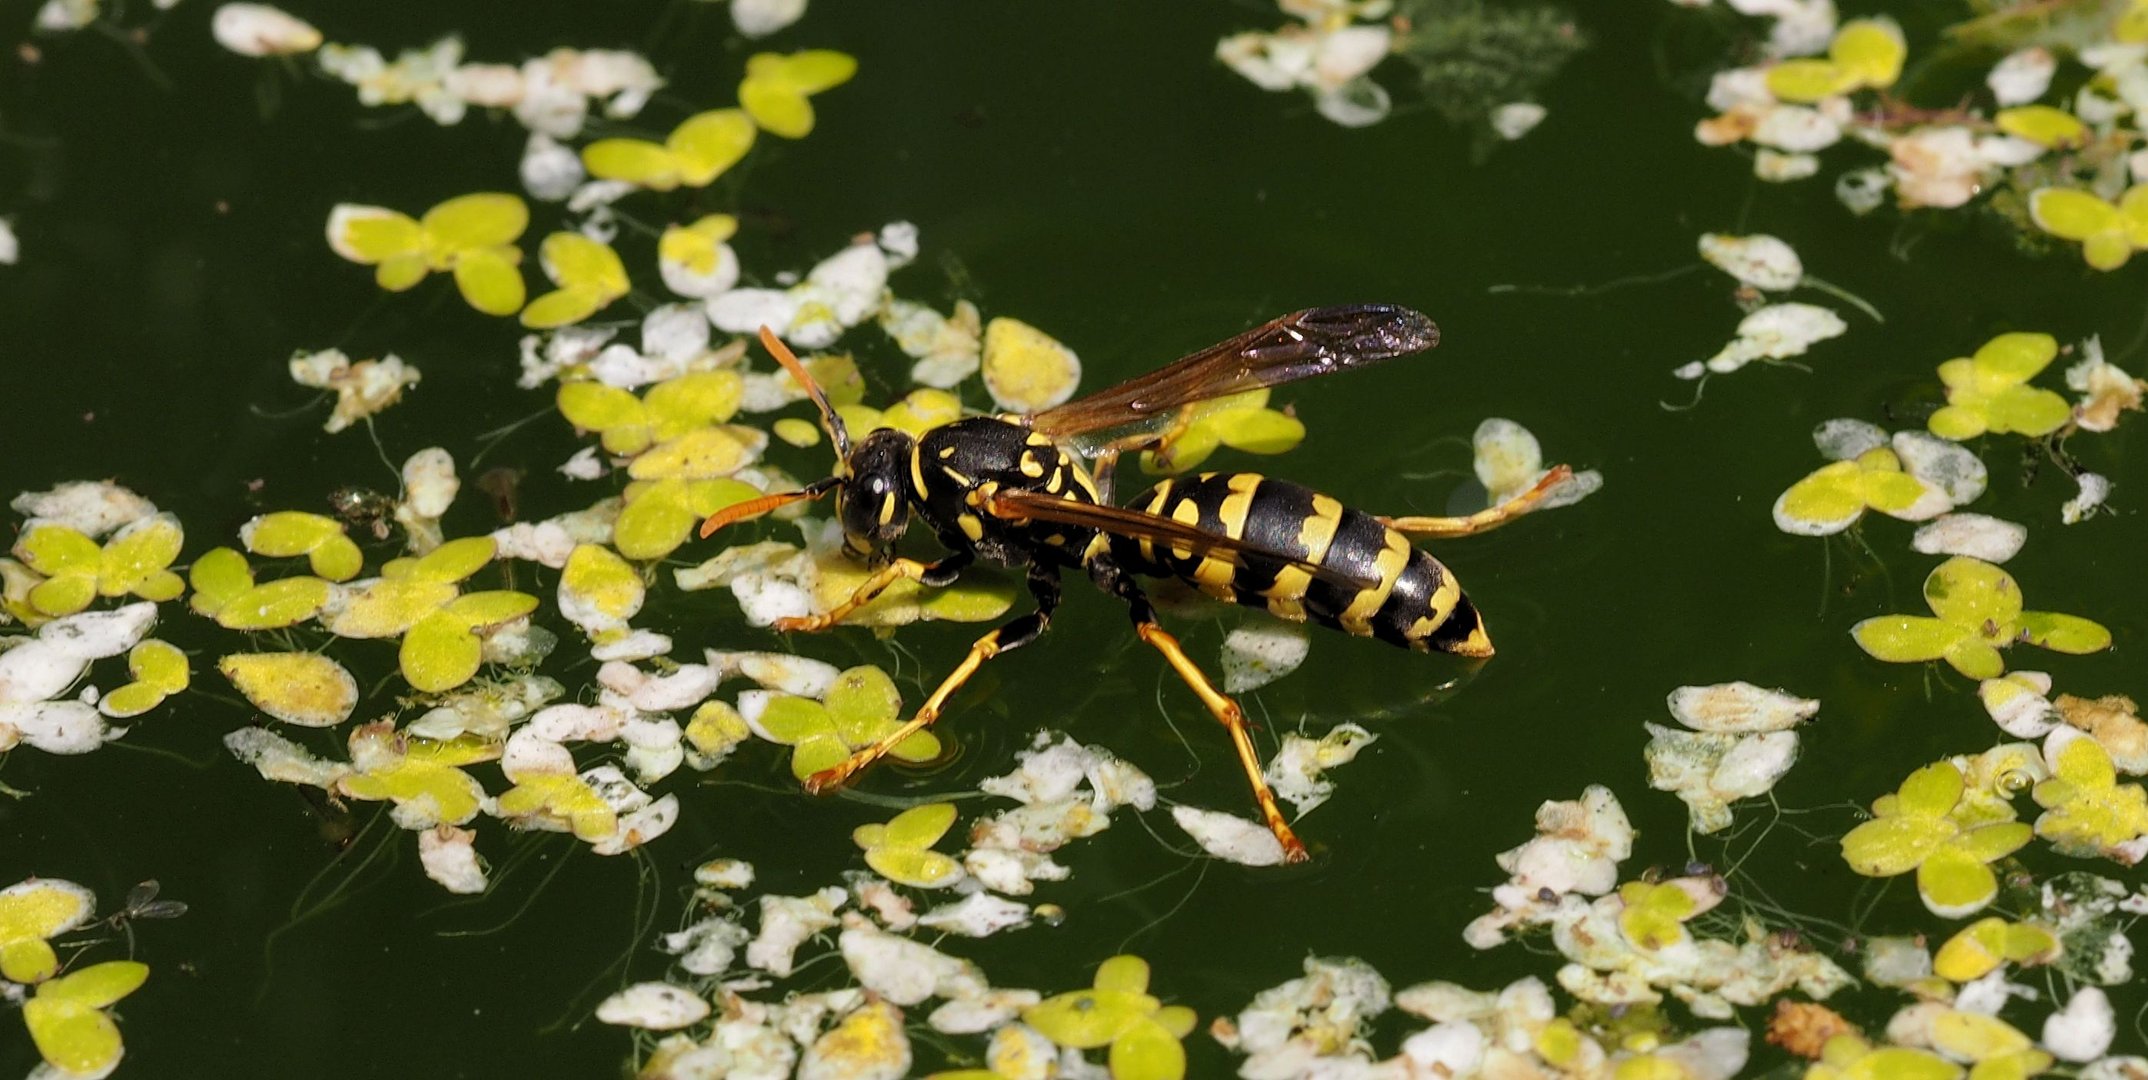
702,306,1566,861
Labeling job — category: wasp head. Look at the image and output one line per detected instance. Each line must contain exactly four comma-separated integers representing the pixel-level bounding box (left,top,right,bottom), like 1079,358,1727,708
835,428,913,560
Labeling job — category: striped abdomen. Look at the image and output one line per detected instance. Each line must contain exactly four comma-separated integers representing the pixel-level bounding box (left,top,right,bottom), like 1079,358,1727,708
1106,472,1492,656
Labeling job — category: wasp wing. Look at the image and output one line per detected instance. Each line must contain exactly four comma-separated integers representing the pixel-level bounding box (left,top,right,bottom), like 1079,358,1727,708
985,490,1377,591
1025,305,1438,449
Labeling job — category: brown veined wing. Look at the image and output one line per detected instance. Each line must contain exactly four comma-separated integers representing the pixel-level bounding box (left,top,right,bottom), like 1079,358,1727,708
984,489,1376,590
1023,304,1438,455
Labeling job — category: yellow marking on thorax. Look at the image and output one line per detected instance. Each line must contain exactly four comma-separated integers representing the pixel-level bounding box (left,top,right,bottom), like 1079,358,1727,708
957,513,985,542
1338,530,1411,635
909,445,930,497
1018,450,1046,478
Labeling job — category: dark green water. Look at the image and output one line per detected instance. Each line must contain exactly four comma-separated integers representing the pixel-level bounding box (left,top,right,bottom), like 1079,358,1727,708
3,0,2144,1076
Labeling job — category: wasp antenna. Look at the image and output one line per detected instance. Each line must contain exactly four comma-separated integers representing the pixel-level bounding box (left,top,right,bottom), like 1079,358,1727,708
698,480,836,539
759,326,852,458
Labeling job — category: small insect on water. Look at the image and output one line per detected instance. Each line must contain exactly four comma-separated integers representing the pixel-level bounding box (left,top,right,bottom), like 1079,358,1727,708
702,306,1571,862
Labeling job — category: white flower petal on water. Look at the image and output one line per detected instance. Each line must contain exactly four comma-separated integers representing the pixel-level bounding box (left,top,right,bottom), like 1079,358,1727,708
1264,723,1377,815
1698,233,1803,292
590,630,672,662
1314,77,1392,127
1987,47,2056,106
394,447,458,553
418,825,487,894
1226,956,1392,1077
1400,1021,1488,1075
211,3,322,56
962,848,1068,897
0,603,158,704
1977,671,2056,739
591,793,678,855
1668,682,1817,732
598,662,716,712
1913,513,2027,564
747,887,846,977
729,0,807,37
881,299,982,389
1171,805,1288,866
11,482,157,538
2043,987,2114,1062
597,982,711,1030
917,892,1032,938
0,700,109,754
928,993,1042,1037
1813,418,1887,461
1221,621,1310,693
223,726,350,787
1644,724,1799,834
713,650,839,698
2063,472,2111,524
662,913,751,976
289,349,422,434
1491,102,1547,140
1751,105,1842,152
839,916,985,1005
1892,430,1987,506
519,132,583,201
1698,303,1846,375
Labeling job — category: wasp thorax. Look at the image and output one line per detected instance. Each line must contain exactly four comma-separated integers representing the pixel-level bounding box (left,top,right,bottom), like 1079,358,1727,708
836,428,914,557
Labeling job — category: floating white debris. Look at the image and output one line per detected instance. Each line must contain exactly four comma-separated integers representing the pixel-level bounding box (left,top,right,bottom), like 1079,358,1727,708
394,447,458,553
881,299,983,389
728,0,809,38
747,887,845,977
2044,987,2115,1062
1698,233,1803,291
1221,956,1391,1078
663,914,751,976
1892,430,1988,505
211,3,322,56
1172,805,1288,866
1264,724,1377,816
289,348,422,434
1812,418,1887,461
917,892,1032,938
519,132,584,202
1978,672,2057,739
1754,148,1820,182
707,238,891,349
0,700,109,755
798,999,910,1080
418,825,487,894
0,602,157,705
596,982,711,1030
2063,472,2111,524
1221,621,1310,693
1491,101,1547,140
1667,682,1817,733
1913,513,2027,563
838,916,986,1006
1987,47,2056,107
1684,302,1847,377
1464,785,1632,948
2067,339,2147,433
1646,724,1801,834
11,482,157,538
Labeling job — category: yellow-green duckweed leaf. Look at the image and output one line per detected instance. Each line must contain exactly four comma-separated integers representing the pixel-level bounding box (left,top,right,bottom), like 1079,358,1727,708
390,536,496,584
23,960,147,1077
219,652,358,727
13,515,184,614
99,639,189,718
1930,332,2072,439
877,388,964,437
2033,737,2148,858
828,665,938,764
981,316,1082,413
628,425,760,480
1766,58,1859,102
327,195,529,316
520,233,629,328
1811,1036,1964,1080
1024,954,1187,1078
1851,557,2105,678
14,524,102,616
1932,917,2061,983
560,371,745,457
338,723,495,826
583,109,757,191
739,50,858,138
1994,106,2088,149
660,213,741,275
2027,186,2148,272
496,772,617,842
616,477,759,560
1830,19,1905,87
215,576,332,630
756,695,852,780
241,512,363,581
323,579,460,638
1616,880,1698,950
1773,448,1947,536
400,591,539,693
773,417,821,447
1840,761,2029,917
854,802,963,888
0,878,97,984
97,514,184,601
187,547,253,617
558,544,643,634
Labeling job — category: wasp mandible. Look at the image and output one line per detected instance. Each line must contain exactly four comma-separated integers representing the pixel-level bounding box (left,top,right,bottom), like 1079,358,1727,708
702,306,1568,862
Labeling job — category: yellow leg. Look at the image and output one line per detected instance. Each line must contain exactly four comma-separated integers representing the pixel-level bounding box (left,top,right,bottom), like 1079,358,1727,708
1134,622,1308,864
1380,465,1575,539
803,626,1006,794
773,558,931,633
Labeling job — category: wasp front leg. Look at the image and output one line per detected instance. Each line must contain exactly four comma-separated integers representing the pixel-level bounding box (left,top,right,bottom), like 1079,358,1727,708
804,564,1060,794
1088,555,1309,864
772,551,974,633
1379,465,1575,539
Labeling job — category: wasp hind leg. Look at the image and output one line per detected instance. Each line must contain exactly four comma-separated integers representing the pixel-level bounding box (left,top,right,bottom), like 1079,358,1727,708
1380,465,1576,539
774,551,975,633
803,564,1059,794
1088,557,1309,864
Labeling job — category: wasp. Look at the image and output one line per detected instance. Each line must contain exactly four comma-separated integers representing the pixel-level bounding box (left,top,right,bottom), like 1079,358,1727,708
702,306,1567,861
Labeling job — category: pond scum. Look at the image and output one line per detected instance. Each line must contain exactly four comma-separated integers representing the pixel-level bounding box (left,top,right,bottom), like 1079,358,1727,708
4,0,2148,1078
